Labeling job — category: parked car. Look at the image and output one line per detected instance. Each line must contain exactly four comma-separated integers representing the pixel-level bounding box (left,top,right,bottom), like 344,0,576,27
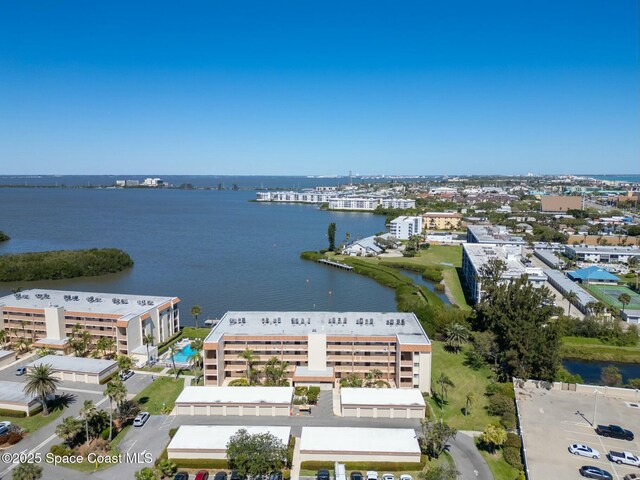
624,474,640,480
399,476,413,480
579,466,613,480
173,473,189,480
0,421,11,430
350,472,363,480
120,370,134,381
569,443,600,459
15,367,26,376
317,470,331,480
595,425,634,441
194,471,209,480
133,412,150,427
608,451,640,466
213,472,227,480
268,473,282,480
366,472,378,480
382,475,395,480
230,471,244,480
0,425,9,436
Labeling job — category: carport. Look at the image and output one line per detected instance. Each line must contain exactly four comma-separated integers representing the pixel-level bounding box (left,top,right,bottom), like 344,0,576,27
27,355,118,384
340,387,426,418
174,386,294,416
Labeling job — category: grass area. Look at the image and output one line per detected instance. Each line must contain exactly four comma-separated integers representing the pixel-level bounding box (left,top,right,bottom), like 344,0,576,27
563,336,606,345
181,327,212,339
561,340,640,363
0,405,64,434
133,365,164,372
133,376,185,414
427,341,497,430
480,451,521,480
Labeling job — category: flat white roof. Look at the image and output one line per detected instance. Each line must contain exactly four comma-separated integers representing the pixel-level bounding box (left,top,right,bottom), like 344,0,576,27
0,289,178,318
464,243,545,281
206,311,430,346
0,350,16,361
0,380,38,405
341,388,426,407
300,427,420,454
168,425,291,451
176,386,294,405
28,355,117,375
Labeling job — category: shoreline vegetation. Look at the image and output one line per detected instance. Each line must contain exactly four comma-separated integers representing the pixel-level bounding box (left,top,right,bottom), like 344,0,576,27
0,231,9,242
0,248,134,282
561,336,640,363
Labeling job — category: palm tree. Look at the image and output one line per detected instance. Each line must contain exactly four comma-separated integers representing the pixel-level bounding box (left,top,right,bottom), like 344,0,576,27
465,392,476,416
189,339,204,380
190,305,202,329
79,399,96,442
445,323,470,353
565,291,578,316
365,368,384,387
340,373,364,388
263,356,289,386
437,372,455,403
105,378,127,441
168,344,179,378
55,416,83,446
19,320,27,340
12,462,42,480
619,293,632,313
80,330,92,356
142,333,154,366
23,364,61,416
240,349,256,384
0,329,7,349
96,337,109,358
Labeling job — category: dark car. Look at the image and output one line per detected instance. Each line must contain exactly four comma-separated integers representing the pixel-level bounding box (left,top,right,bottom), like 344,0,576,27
351,472,363,480
269,473,282,480
624,474,640,480
317,470,331,480
194,471,210,480
173,473,189,480
595,424,634,441
580,466,613,480
213,472,227,480
230,471,243,480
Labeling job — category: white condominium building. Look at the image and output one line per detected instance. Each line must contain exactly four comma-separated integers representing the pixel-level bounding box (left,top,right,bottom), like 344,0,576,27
389,216,423,240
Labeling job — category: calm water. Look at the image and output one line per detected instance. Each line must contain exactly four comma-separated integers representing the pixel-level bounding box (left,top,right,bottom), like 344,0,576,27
0,188,398,324
563,359,640,384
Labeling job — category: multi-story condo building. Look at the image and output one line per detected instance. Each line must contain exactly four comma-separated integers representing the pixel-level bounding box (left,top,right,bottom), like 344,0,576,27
389,216,423,240
466,224,525,245
379,198,416,209
462,244,546,303
328,197,415,211
563,245,640,264
0,289,180,363
256,191,334,203
422,212,463,230
203,311,432,392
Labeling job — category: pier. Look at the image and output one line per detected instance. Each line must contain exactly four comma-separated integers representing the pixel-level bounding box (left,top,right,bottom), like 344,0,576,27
317,259,353,270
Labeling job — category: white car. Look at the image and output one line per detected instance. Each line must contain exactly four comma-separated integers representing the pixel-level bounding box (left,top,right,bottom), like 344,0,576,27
0,421,11,429
133,412,150,427
382,475,395,480
569,443,600,459
399,476,413,480
366,472,378,480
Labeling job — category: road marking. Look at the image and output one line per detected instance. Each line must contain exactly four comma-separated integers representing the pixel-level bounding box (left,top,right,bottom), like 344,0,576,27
159,415,175,430
59,386,104,395
126,440,138,453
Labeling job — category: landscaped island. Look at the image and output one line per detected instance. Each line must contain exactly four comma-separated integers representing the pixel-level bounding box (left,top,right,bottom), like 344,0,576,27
0,248,134,281
0,231,9,242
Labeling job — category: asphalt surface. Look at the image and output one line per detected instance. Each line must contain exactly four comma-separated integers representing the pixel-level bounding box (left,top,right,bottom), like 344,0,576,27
449,432,493,480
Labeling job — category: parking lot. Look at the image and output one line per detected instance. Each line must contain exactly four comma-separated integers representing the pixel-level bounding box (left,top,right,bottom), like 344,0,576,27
516,384,640,480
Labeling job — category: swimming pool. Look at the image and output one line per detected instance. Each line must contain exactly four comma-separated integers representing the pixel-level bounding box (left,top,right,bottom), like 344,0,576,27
170,344,196,363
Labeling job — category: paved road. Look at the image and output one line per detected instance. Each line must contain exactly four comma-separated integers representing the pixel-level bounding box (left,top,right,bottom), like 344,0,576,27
449,432,493,480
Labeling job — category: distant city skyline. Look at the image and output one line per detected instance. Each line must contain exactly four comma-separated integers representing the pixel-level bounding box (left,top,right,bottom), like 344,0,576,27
0,1,638,175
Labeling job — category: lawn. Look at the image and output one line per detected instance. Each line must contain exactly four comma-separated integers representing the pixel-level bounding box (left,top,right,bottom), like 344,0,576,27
133,376,185,414
561,337,640,363
480,451,521,480
181,327,212,339
427,341,496,430
0,405,64,434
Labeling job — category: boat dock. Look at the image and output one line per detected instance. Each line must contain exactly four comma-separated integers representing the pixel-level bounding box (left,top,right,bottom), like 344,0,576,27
317,259,353,270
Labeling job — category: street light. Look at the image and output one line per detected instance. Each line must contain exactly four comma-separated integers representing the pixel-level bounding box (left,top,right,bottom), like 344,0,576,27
593,389,600,426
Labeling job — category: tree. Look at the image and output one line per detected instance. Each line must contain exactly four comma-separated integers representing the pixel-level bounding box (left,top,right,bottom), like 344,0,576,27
134,467,158,480
96,337,114,358
365,369,384,387
155,459,178,479
565,291,578,316
618,293,631,313
191,305,202,329
465,392,475,416
168,344,179,378
116,399,141,426
420,419,457,459
189,338,204,381
143,333,155,366
240,349,256,384
0,329,6,348
263,356,289,386
419,465,459,480
340,373,363,388
436,372,455,404
226,428,287,478
12,462,42,480
55,416,83,446
445,322,470,353
327,222,337,251
480,424,507,453
117,354,134,373
601,365,622,387
79,399,97,442
105,377,127,441
23,364,61,416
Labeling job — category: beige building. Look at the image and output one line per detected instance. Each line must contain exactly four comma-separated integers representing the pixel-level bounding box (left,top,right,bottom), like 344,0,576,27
0,349,16,369
340,387,426,418
299,427,422,463
203,311,432,392
0,289,180,363
0,380,42,416
422,212,463,230
28,355,118,384
174,386,293,416
541,195,583,212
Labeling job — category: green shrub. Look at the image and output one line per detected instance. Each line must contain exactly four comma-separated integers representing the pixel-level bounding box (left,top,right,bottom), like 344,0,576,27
486,382,515,399
0,409,27,417
422,265,444,283
300,251,324,261
503,447,523,469
300,461,423,471
504,432,522,450
172,459,229,469
50,443,74,456
157,331,184,356
229,378,249,386
100,428,110,441
169,428,178,439
434,283,446,293
307,386,320,404
294,386,308,396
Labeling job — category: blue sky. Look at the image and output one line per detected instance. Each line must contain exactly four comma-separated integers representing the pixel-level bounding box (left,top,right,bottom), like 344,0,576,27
0,1,638,175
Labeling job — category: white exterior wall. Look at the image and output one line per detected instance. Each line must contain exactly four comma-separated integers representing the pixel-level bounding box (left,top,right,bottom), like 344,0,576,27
127,317,143,354
44,307,66,340
307,333,327,371
168,450,226,460
299,452,420,463
417,352,432,393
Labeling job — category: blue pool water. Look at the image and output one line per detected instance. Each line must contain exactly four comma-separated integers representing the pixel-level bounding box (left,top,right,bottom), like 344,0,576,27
170,344,196,363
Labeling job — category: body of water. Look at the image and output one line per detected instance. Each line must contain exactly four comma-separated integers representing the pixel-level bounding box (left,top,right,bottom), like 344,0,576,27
0,188,399,324
563,359,640,384
399,269,451,304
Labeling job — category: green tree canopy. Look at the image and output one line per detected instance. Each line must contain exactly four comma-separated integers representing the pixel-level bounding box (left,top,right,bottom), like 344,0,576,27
226,429,287,477
420,419,457,459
